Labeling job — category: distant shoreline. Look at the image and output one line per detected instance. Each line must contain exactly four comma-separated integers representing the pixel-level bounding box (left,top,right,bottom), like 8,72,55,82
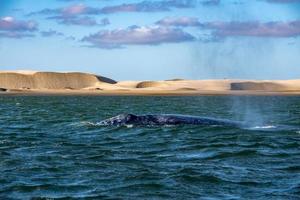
1,89,300,96
1,71,300,96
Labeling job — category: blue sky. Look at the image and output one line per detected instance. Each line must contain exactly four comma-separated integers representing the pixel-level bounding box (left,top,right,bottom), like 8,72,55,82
0,0,300,80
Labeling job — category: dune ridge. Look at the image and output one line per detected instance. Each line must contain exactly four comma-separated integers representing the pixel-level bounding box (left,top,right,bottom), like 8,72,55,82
1,70,300,95
136,81,170,88
230,80,300,91
231,82,287,91
0,71,116,90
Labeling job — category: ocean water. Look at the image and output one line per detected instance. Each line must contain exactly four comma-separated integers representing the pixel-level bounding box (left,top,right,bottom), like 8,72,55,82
0,96,299,199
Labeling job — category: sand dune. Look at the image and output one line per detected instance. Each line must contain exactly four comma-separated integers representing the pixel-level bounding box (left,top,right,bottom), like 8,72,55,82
231,80,300,91
136,81,170,88
0,71,116,90
165,78,185,81
0,70,38,75
231,82,287,91
115,81,139,88
277,80,300,91
1,70,300,95
134,80,232,90
0,88,7,92
175,87,198,91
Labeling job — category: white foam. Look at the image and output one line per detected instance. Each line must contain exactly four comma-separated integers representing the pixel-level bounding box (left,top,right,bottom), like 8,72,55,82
252,125,277,129
125,124,134,128
244,125,278,131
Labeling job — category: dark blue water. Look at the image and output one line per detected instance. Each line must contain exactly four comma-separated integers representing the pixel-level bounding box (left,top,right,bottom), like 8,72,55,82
0,96,299,199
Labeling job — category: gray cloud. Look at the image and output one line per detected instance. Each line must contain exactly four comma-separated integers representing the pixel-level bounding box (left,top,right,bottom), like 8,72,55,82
0,16,37,32
266,0,300,3
202,0,220,5
29,4,109,26
40,29,64,37
0,16,37,39
30,0,201,17
29,4,102,17
100,0,195,14
156,16,201,27
49,15,110,26
156,17,300,40
29,1,220,27
202,21,300,38
82,25,195,48
0,31,34,39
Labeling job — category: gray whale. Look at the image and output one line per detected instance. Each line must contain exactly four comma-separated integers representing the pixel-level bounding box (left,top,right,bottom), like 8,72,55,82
98,114,240,127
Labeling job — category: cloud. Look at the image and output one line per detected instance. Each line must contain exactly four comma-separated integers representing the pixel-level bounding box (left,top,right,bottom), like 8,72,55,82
0,16,37,39
29,1,219,26
66,36,76,40
100,0,195,14
35,4,100,16
155,18,300,40
29,4,102,20
0,31,34,39
98,0,219,14
202,0,220,5
265,0,300,3
56,0,109,1
49,16,110,26
156,17,201,27
82,25,195,48
30,0,197,17
0,16,37,32
202,21,300,38
40,29,64,37
30,4,109,26
59,4,100,15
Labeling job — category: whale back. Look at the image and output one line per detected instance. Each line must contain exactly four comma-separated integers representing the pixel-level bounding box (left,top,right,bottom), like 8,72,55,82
98,114,239,127
98,114,138,125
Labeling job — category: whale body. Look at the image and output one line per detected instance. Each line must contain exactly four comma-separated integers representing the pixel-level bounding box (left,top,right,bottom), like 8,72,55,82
98,114,240,127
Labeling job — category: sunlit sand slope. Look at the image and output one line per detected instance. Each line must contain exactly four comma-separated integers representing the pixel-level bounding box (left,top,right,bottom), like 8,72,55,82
0,72,116,89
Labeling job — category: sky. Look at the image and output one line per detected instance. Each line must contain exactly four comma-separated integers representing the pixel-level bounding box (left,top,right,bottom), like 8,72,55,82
0,0,300,80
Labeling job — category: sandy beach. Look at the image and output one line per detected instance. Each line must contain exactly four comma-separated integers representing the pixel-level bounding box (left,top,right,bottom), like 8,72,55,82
1,70,300,96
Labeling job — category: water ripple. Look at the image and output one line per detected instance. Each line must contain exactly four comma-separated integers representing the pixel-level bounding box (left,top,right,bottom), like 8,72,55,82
0,96,300,199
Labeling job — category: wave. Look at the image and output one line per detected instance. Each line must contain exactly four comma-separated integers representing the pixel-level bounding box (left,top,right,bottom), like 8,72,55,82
243,124,299,132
